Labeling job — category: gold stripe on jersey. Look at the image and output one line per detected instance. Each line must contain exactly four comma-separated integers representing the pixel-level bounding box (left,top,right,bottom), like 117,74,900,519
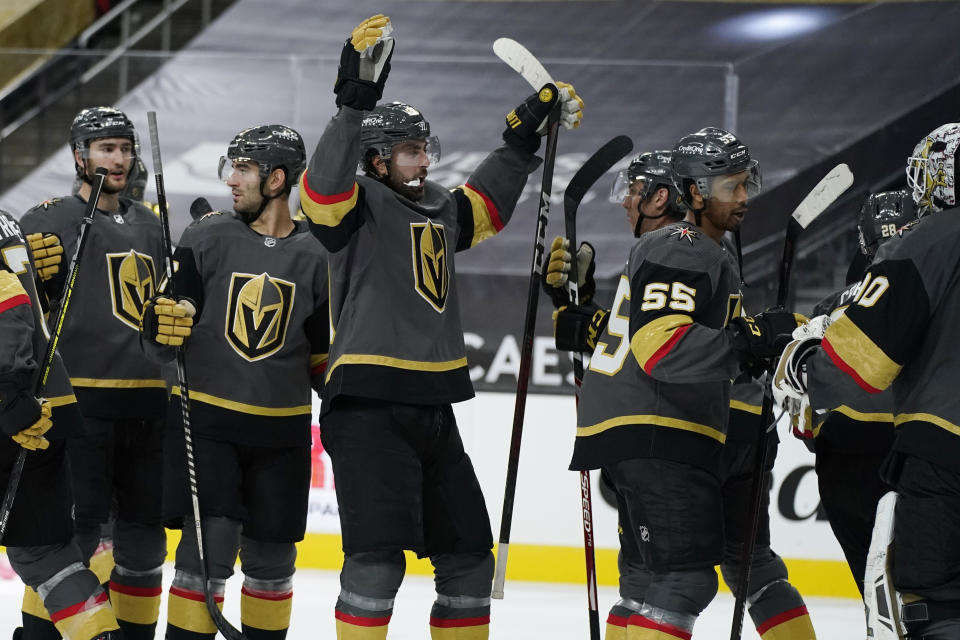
894,412,960,438
298,176,359,226
577,414,726,444
0,270,28,305
730,399,761,415
311,353,329,368
457,183,503,248
629,314,692,370
170,387,311,417
822,314,900,393
47,394,78,408
834,405,893,423
69,377,167,389
325,353,468,383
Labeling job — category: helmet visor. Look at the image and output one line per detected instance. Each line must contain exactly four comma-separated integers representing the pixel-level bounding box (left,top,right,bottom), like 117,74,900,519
218,156,261,184
390,136,441,168
79,138,137,165
701,160,761,203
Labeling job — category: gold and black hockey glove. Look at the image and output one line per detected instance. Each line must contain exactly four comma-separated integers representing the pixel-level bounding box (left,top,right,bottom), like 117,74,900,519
334,14,394,111
26,233,63,282
728,309,805,376
140,296,195,347
503,83,560,154
11,400,52,451
0,388,52,451
542,236,596,308
553,304,609,353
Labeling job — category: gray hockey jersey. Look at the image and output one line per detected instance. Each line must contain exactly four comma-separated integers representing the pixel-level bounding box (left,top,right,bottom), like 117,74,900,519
168,213,328,446
0,210,81,438
19,196,166,419
808,210,960,471
572,222,741,473
299,106,540,409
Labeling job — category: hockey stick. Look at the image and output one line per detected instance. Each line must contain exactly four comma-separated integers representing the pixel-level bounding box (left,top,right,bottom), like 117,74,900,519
189,197,213,221
147,112,245,640
0,168,108,543
729,163,853,640
492,37,561,600
564,135,634,640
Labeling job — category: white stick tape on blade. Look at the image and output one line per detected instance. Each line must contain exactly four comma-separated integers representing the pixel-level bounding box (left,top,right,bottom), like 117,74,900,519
493,38,554,91
791,163,854,229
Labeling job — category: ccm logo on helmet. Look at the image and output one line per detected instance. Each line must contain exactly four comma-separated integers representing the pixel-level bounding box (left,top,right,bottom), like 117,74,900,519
729,150,746,159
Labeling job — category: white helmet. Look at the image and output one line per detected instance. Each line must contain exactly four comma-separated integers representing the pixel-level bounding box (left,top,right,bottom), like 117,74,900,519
906,122,960,214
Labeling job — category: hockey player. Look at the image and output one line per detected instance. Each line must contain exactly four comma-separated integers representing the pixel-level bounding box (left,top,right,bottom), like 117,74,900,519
774,123,960,639
570,127,802,640
19,107,167,640
0,209,121,640
141,124,328,640
298,14,583,640
546,149,813,639
790,191,915,598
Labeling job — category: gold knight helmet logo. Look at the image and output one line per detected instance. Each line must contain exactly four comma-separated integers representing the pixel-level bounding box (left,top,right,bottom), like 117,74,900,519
225,272,295,361
107,250,156,329
410,219,448,312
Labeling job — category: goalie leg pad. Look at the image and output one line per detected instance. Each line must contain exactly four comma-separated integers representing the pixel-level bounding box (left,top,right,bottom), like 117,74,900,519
865,491,905,640
336,550,405,639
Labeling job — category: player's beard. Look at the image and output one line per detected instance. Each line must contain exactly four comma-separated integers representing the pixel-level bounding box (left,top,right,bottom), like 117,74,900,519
387,165,427,202
86,163,127,195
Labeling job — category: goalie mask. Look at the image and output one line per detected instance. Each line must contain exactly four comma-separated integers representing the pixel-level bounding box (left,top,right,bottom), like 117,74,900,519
906,122,960,215
610,150,685,215
360,102,441,174
70,106,138,180
857,190,917,259
671,127,761,208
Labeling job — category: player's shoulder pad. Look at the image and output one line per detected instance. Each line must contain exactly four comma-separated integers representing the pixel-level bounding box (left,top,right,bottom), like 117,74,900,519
632,222,723,271
23,196,70,217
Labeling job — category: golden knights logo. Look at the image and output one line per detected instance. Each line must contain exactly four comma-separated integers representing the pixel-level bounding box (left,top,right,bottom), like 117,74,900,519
106,250,156,330
224,272,295,361
410,220,449,313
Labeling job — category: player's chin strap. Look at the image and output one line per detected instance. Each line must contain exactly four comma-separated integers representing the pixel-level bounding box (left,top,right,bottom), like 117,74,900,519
734,228,748,288
239,178,282,224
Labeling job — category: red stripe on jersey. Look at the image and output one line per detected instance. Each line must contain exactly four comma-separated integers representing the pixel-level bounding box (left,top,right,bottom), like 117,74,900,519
643,324,691,375
429,616,491,628
0,294,31,314
169,586,224,604
311,361,328,377
108,581,162,598
822,338,881,393
756,605,809,635
50,591,109,622
301,174,356,205
627,614,692,640
334,610,391,627
607,613,628,628
241,585,292,601
463,183,503,231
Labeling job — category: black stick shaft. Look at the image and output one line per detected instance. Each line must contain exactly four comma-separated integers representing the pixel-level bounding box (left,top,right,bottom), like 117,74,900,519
147,112,245,640
0,169,107,542
493,106,561,598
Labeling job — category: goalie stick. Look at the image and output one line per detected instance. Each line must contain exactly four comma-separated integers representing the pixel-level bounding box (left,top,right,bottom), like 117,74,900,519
729,163,853,640
0,168,108,542
564,135,634,640
147,112,246,640
492,37,562,601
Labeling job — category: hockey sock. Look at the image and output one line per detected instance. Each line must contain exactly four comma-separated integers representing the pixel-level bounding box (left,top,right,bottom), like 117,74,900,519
88,541,115,589
606,599,643,640
240,577,293,640
626,614,693,640
428,595,490,639
165,571,224,640
43,572,119,640
21,587,60,640
747,579,814,639
108,565,162,640
334,593,393,640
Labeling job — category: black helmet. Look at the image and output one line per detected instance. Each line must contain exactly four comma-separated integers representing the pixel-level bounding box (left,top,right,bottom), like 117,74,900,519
360,102,440,172
671,127,760,207
611,150,684,215
857,189,916,258
219,124,306,190
70,107,138,178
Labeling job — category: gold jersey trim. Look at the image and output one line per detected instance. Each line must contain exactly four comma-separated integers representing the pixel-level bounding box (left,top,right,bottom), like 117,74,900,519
730,399,761,415
894,412,960,438
69,377,166,389
46,394,78,408
833,405,894,424
298,178,359,227
325,353,468,383
170,387,311,417
823,314,900,392
458,184,499,248
629,313,692,372
577,413,726,444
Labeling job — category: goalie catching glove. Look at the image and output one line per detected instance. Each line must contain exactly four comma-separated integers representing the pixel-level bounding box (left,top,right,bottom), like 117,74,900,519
26,233,63,282
140,296,195,347
334,14,394,111
503,82,584,153
542,236,596,308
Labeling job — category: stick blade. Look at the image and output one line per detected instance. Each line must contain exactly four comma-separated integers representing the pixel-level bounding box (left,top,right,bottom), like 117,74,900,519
564,135,634,220
791,163,854,229
493,37,553,90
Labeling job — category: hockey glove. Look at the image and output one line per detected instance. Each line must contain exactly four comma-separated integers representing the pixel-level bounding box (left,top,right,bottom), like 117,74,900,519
728,309,805,364
140,296,195,347
26,233,63,282
11,400,52,451
542,236,596,308
553,304,609,353
334,14,394,111
554,82,584,131
503,83,560,154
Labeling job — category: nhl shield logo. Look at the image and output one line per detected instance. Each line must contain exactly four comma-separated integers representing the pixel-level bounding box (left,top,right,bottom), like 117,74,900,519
410,220,449,313
106,250,156,329
224,272,295,361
